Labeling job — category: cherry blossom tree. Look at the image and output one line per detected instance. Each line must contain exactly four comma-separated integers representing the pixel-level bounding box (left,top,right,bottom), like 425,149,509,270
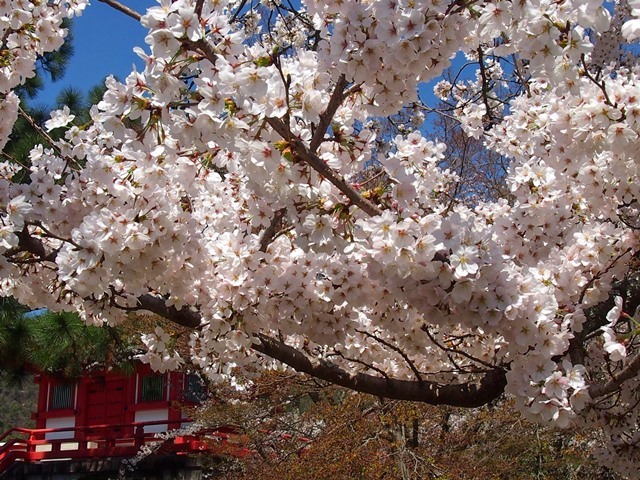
2,0,640,474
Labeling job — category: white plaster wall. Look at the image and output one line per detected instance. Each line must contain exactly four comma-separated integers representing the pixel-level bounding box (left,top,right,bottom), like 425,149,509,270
45,416,76,439
134,409,169,433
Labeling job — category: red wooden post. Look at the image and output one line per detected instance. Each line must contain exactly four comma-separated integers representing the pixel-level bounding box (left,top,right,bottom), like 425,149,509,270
135,424,144,448
75,376,88,439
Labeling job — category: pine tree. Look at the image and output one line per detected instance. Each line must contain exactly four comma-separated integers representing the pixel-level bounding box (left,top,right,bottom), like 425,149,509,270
0,298,133,382
1,18,81,179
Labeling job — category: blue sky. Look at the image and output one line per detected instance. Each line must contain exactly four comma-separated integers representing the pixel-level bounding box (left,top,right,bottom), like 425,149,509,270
36,1,156,107
35,2,456,115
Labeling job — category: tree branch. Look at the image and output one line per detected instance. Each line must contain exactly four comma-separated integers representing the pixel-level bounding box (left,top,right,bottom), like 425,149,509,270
185,39,219,65
259,208,287,252
356,329,424,382
253,334,507,407
570,268,640,366
98,0,142,22
330,349,391,379
267,117,382,217
590,353,640,399
175,43,375,219
7,231,503,408
135,294,202,329
125,297,506,407
6,226,58,262
421,325,502,371
476,47,496,128
309,74,348,153
195,0,205,17
17,106,80,171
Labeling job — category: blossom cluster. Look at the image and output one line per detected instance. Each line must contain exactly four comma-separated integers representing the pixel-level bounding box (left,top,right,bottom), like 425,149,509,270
1,0,640,475
0,0,87,148
306,0,471,115
139,326,185,373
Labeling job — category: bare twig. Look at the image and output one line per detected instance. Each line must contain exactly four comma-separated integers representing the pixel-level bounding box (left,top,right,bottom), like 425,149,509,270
580,54,616,108
476,47,496,127
590,353,640,398
421,325,502,371
17,106,80,170
230,0,249,23
356,329,424,382
98,0,142,22
330,349,391,379
33,222,82,249
511,54,531,98
578,248,632,305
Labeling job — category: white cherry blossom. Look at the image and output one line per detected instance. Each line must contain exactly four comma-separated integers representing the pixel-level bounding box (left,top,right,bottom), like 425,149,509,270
1,0,640,475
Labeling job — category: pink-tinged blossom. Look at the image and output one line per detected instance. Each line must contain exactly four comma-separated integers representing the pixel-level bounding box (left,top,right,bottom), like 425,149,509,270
44,105,75,131
602,327,627,362
0,227,18,250
449,245,479,278
167,7,203,42
6,195,31,230
622,18,640,42
601,297,627,362
606,296,624,324
2,1,640,473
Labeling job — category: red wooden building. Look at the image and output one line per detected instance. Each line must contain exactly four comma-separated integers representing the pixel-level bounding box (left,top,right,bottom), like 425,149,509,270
33,364,204,440
0,365,245,479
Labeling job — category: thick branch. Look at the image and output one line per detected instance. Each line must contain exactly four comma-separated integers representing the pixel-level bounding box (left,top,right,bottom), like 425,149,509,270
6,227,57,262
259,208,286,252
267,117,382,217
130,300,506,406
195,0,205,17
98,0,142,22
253,334,507,407
590,353,640,398
16,226,48,259
185,39,219,65
309,74,348,153
136,294,202,329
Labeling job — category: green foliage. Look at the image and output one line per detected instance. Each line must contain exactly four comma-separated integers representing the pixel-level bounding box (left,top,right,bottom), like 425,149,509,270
55,86,86,114
0,297,32,382
39,34,75,84
1,76,113,185
28,311,114,377
1,101,51,181
13,18,75,100
0,298,134,381
0,19,113,184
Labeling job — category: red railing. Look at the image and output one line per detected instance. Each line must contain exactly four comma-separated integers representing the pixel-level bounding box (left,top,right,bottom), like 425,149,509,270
0,421,249,475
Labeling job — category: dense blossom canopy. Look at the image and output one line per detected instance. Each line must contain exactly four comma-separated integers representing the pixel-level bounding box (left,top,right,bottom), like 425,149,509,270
2,0,640,475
